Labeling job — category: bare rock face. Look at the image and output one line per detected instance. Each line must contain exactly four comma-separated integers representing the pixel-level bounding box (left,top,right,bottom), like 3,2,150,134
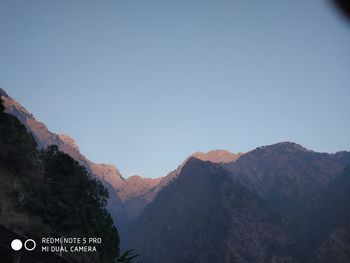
58,134,80,152
117,175,162,202
192,149,242,163
91,163,124,189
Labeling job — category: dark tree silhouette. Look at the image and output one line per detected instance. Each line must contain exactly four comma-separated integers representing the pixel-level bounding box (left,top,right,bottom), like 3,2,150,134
0,96,5,114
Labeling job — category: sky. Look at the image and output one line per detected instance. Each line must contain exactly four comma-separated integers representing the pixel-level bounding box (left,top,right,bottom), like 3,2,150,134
0,0,350,178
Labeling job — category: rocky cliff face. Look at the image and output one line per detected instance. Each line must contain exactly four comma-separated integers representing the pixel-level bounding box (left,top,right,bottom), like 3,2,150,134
91,163,124,189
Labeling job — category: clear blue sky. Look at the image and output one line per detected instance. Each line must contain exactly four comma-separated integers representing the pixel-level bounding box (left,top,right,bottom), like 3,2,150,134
0,0,349,178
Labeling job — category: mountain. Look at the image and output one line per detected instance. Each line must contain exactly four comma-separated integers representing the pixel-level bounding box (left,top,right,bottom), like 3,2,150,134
0,88,167,246
223,142,348,201
0,88,170,246
0,98,119,263
164,149,243,186
309,166,350,263
222,142,350,261
91,163,124,189
192,149,243,163
0,88,246,223
112,149,242,250
117,150,243,224
0,88,124,187
3,88,350,262
0,88,128,224
117,175,162,202
156,149,243,194
130,158,293,263
129,143,350,263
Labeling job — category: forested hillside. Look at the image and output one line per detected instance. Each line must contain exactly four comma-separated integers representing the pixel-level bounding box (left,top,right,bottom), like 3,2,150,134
0,96,120,263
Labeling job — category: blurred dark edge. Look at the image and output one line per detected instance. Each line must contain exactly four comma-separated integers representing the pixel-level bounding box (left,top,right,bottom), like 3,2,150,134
332,0,350,21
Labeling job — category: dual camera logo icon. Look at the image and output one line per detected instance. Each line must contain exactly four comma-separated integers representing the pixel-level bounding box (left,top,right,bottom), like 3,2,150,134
11,239,36,251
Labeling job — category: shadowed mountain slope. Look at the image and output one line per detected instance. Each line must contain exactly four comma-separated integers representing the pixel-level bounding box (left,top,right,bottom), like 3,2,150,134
123,150,243,220
130,158,293,263
222,142,350,261
224,142,348,201
129,143,350,263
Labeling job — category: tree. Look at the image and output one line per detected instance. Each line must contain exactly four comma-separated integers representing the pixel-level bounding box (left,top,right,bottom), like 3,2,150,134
0,95,5,114
27,145,120,263
0,106,38,174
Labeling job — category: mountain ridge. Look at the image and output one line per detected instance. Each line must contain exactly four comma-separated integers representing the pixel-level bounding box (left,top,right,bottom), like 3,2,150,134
3,87,350,263
131,157,293,263
1,88,124,184
1,88,248,227
129,144,350,263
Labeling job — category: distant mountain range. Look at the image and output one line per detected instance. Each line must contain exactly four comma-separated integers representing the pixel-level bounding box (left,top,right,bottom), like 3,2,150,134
130,144,350,263
1,87,349,262
1,87,242,224
0,87,245,224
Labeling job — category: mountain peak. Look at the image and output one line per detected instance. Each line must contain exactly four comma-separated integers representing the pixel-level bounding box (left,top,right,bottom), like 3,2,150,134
182,156,212,169
259,141,310,153
127,175,143,180
92,163,123,177
91,163,124,189
191,149,242,163
2,90,35,120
